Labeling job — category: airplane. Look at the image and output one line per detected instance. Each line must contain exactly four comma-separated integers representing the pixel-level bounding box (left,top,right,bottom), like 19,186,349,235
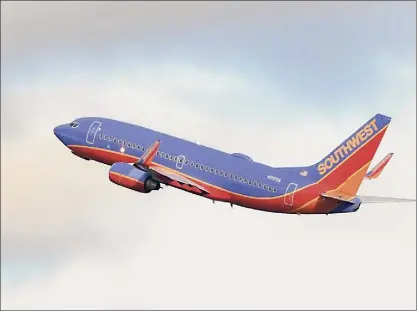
53,113,415,215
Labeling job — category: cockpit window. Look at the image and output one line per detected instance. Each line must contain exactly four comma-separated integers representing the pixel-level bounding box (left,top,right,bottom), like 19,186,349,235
69,121,79,128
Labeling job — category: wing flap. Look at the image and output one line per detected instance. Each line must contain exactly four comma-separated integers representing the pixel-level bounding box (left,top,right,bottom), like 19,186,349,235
149,165,209,194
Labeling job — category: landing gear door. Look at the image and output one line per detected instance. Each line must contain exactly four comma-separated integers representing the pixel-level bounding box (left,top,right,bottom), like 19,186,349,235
86,121,102,144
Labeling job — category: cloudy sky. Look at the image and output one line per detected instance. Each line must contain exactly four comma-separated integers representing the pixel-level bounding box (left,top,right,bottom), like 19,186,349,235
1,1,416,309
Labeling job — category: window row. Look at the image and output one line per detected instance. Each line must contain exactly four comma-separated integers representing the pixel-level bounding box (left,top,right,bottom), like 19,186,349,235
99,133,146,152
175,158,277,192
98,133,276,192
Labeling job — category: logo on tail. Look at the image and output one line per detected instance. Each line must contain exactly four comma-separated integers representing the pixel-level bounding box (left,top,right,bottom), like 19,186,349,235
317,118,379,175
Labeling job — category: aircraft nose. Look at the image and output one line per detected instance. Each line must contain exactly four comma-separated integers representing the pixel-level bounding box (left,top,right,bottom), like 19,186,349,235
53,124,69,144
54,125,63,137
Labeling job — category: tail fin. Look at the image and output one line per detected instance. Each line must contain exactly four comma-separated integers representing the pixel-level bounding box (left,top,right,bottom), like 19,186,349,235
313,113,391,196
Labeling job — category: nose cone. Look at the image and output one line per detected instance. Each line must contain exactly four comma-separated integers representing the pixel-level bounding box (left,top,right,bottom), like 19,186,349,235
54,124,70,145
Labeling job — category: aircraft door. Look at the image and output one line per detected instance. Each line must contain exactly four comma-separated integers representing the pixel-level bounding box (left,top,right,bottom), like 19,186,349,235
86,121,102,145
284,182,298,206
176,155,186,170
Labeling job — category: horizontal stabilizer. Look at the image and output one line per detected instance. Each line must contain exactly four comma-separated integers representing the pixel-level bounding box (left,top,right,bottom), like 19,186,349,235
359,195,416,204
365,153,393,180
320,191,356,203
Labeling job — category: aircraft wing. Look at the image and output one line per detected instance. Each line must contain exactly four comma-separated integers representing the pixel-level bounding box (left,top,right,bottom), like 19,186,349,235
148,165,209,194
358,195,416,204
133,139,209,194
364,153,393,180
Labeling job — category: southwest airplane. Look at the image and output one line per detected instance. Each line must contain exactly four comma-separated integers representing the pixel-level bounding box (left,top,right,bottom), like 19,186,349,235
54,113,415,215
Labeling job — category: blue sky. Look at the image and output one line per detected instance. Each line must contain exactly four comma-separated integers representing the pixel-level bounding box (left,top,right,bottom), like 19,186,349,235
1,1,416,309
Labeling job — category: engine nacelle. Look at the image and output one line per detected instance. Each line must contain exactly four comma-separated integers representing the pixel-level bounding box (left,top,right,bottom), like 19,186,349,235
109,162,161,193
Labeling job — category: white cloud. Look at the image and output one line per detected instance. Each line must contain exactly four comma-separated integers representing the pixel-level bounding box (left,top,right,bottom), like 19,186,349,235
1,57,415,310
3,1,410,59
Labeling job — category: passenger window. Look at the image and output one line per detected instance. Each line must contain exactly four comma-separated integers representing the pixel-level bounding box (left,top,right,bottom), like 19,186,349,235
165,154,169,159
185,160,189,165
141,147,145,151
196,163,199,168
214,169,219,174
239,177,243,182
233,175,238,180
118,139,122,144
210,168,214,173
263,184,267,189
156,151,160,156
127,142,131,147
108,136,112,141
219,170,224,176
229,174,233,179
179,158,184,163
103,134,107,139
205,166,209,171
248,180,252,185
132,143,137,149
273,188,276,192
190,161,195,167
200,165,205,170
243,178,247,183
224,172,229,178
173,156,178,162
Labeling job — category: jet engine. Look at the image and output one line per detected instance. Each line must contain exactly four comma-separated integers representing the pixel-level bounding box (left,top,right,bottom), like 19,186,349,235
109,162,161,193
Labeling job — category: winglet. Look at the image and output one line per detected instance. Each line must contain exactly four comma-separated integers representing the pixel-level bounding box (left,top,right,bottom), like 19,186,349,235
365,153,393,180
136,140,161,167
